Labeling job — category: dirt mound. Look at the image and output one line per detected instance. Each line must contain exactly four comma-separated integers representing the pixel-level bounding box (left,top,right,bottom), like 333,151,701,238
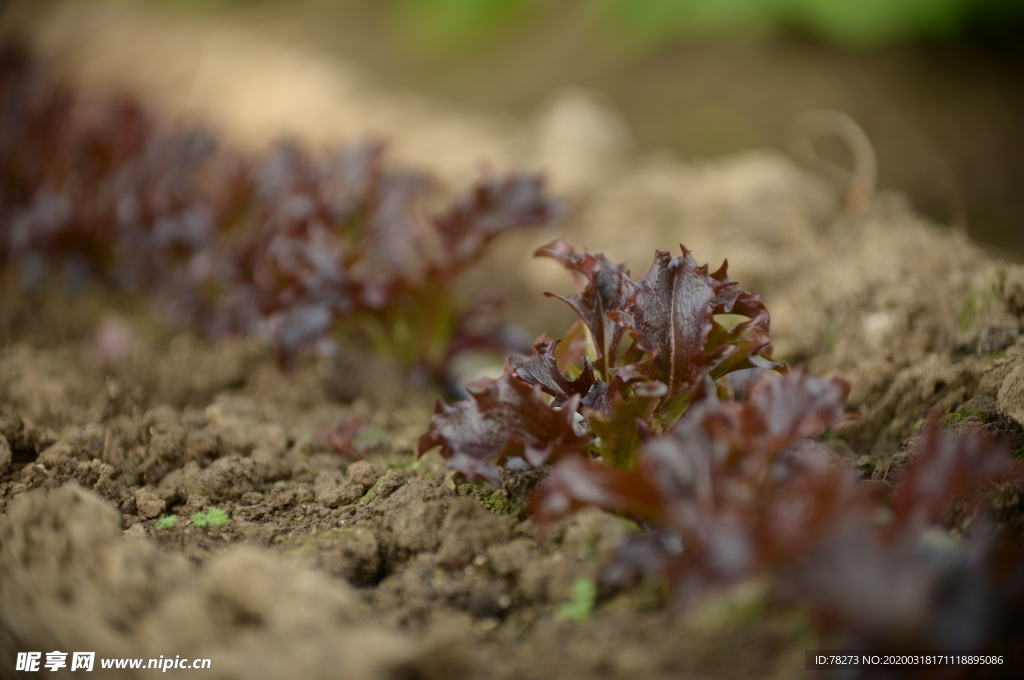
0,484,452,680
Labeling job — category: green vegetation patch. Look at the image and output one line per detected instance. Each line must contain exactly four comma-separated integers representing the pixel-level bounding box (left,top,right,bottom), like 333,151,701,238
192,507,231,527
556,577,598,623
153,515,179,531
940,410,995,427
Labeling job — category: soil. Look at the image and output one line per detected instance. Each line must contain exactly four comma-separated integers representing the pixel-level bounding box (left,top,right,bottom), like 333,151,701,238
2,2,1024,679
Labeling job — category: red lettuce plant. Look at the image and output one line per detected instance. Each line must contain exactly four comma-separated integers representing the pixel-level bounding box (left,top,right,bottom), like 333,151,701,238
0,43,558,373
188,141,557,370
420,236,1024,654
534,375,1024,651
419,238,781,483
0,43,221,294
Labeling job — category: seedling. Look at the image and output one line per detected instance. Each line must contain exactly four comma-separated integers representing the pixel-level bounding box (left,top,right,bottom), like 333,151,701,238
152,515,179,531
556,577,597,623
192,508,231,527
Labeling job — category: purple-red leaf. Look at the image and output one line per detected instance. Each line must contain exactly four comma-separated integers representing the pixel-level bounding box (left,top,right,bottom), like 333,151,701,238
531,455,668,526
893,420,1022,533
629,247,749,405
715,369,850,457
705,315,780,380
535,238,633,373
418,363,592,485
434,175,561,273
511,339,596,406
532,370,853,595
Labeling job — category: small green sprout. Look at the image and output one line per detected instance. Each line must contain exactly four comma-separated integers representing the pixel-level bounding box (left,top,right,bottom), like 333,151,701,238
153,515,179,531
192,508,231,527
556,576,597,623
939,410,993,428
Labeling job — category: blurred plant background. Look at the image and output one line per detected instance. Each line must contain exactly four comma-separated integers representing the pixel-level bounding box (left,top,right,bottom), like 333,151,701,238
155,0,1024,51
5,0,1024,256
